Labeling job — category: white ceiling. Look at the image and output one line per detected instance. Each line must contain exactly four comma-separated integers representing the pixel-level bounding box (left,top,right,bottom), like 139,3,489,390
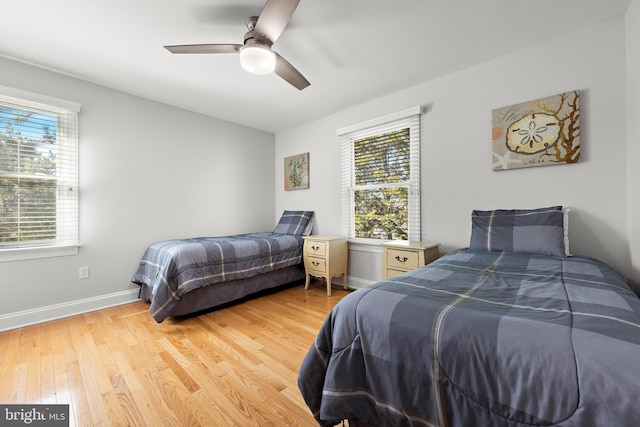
0,0,630,133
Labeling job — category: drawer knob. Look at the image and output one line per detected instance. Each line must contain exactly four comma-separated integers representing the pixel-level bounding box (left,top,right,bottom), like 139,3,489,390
395,255,408,262
312,261,320,266
311,245,320,251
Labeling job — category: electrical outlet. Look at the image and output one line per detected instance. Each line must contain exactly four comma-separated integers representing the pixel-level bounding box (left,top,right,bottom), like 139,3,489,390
79,266,89,279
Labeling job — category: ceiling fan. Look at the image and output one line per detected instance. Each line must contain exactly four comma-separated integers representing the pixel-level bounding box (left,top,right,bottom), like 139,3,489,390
165,0,310,90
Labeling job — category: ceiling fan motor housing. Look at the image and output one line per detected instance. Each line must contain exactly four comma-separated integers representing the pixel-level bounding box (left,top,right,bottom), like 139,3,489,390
245,16,259,31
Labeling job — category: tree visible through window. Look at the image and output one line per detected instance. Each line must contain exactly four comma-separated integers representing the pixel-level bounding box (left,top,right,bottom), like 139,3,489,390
0,110,57,243
0,89,79,256
353,128,410,239
339,107,421,242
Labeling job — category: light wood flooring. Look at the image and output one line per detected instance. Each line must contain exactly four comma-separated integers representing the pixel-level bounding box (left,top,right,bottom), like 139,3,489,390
0,280,351,426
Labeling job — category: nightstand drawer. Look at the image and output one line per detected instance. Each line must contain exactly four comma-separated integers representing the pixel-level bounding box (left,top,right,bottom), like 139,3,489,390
386,249,420,270
306,257,327,273
386,268,408,279
304,240,327,257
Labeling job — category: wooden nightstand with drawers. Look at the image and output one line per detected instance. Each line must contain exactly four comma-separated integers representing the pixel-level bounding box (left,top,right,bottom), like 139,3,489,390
303,235,348,296
382,241,440,279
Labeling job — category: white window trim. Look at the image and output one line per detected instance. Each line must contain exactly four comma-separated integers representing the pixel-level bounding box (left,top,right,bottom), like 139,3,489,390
0,85,81,113
0,244,79,262
338,106,422,243
0,85,81,262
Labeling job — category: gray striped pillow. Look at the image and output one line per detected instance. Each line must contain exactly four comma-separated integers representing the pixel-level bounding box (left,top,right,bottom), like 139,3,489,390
273,210,314,236
469,206,566,257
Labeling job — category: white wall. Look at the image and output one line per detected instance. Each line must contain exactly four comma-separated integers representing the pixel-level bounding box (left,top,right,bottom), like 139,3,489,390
627,0,640,287
276,17,632,287
0,56,276,329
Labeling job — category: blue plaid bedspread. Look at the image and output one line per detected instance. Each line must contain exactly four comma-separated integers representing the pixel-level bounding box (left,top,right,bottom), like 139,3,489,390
298,250,640,427
132,232,303,322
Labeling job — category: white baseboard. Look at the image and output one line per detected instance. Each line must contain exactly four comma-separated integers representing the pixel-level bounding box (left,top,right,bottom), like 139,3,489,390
1,277,375,332
0,289,140,332
343,276,376,290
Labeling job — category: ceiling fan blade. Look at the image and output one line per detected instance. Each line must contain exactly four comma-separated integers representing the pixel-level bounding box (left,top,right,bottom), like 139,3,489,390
254,0,300,43
164,44,242,54
274,52,310,90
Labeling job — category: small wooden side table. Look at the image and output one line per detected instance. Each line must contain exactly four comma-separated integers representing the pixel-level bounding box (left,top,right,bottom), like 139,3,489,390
382,241,440,279
303,235,348,296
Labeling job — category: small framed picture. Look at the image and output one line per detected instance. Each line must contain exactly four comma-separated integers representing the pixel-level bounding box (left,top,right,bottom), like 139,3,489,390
284,152,309,190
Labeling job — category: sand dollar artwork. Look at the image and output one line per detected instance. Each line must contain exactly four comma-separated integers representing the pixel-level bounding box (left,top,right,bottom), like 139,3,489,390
491,91,580,170
506,113,560,154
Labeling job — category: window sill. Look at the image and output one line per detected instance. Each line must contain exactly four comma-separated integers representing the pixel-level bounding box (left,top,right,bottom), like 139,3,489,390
0,244,81,262
347,238,399,253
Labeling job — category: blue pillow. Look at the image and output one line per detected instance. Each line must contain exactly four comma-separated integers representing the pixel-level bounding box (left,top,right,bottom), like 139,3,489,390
273,210,314,236
469,206,566,257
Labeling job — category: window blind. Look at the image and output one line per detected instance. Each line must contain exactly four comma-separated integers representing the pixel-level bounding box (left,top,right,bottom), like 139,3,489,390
354,128,410,185
0,86,80,255
338,106,421,241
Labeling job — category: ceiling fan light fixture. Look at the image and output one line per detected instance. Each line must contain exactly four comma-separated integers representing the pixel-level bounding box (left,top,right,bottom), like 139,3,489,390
239,43,276,75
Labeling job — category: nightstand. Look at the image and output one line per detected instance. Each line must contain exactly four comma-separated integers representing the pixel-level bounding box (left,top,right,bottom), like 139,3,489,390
303,235,348,296
382,241,440,279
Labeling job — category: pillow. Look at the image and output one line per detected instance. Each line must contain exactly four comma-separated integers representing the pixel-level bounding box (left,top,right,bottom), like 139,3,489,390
469,206,566,257
563,208,572,256
273,210,314,236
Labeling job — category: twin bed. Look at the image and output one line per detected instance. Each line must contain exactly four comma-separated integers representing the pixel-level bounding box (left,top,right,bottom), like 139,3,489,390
132,210,313,323
298,206,640,426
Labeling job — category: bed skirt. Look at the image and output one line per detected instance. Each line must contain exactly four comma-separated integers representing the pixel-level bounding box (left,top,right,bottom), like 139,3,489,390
138,264,305,318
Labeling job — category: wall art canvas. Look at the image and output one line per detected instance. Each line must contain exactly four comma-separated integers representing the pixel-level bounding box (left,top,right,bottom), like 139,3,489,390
492,90,580,171
284,152,309,190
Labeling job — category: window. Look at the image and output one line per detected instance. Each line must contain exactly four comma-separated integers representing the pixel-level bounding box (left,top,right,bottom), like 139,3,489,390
0,85,80,261
338,106,421,242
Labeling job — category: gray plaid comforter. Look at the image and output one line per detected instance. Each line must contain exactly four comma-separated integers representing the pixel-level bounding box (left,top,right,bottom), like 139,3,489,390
132,232,303,322
298,250,640,427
